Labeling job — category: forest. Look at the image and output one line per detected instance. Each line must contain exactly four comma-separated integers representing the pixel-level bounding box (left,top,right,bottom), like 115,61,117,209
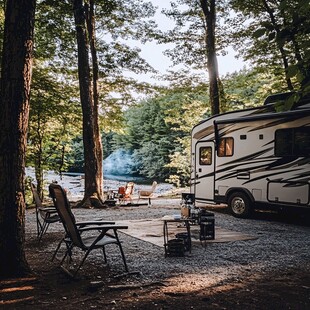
0,0,309,277
13,0,310,190
2,1,309,186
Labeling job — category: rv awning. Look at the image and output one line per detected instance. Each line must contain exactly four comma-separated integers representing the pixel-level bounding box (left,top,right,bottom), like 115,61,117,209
214,109,310,125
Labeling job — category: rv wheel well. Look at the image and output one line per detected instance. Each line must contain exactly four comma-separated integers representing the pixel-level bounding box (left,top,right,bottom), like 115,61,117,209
226,188,254,203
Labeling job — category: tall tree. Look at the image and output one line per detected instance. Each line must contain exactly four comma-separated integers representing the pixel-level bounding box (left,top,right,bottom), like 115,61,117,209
0,0,36,277
72,0,104,207
200,0,220,115
28,0,158,204
161,0,227,115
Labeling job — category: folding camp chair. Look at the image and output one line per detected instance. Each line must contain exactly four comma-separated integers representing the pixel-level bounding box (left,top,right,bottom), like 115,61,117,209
118,181,135,205
30,183,60,241
49,183,129,277
137,181,157,205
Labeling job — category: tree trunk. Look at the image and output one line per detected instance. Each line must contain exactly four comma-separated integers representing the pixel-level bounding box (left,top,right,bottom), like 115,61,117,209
200,0,220,116
86,0,103,197
0,0,36,277
72,0,104,208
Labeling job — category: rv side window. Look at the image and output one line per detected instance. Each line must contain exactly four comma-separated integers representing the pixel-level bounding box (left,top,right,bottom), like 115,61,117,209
218,137,234,157
275,127,310,157
200,147,212,165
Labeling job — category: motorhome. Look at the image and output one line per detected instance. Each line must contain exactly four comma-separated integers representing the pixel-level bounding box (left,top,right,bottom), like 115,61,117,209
190,92,310,217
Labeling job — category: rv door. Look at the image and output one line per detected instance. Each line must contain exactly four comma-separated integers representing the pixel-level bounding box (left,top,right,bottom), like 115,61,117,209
194,140,215,201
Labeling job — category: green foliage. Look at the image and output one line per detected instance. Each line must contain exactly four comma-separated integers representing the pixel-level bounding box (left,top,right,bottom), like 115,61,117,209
126,98,176,178
160,0,229,69
111,73,210,186
101,131,117,159
165,139,191,187
112,98,178,181
65,136,84,173
222,68,287,110
107,68,281,186
27,63,82,190
228,0,310,93
23,0,162,192
35,0,76,63
6,0,308,191
57,131,120,174
33,0,161,133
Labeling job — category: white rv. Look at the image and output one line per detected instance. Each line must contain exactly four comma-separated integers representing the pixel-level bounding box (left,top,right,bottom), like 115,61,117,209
190,92,310,217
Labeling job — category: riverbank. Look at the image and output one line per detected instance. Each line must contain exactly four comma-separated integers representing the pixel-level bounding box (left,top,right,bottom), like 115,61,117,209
26,167,177,201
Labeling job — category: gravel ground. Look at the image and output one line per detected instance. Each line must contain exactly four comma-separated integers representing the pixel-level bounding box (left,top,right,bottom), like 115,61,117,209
54,201,309,277
20,196,310,309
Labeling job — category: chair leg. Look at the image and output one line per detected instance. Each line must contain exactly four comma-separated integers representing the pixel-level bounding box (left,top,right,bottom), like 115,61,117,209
36,212,42,237
102,247,107,263
38,222,47,241
36,214,46,240
59,241,74,270
73,249,92,277
52,238,65,261
119,243,128,272
73,241,128,276
114,231,128,272
38,222,50,241
37,223,43,239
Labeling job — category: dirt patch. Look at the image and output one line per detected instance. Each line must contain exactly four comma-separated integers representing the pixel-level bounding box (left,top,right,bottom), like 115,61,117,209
1,255,309,309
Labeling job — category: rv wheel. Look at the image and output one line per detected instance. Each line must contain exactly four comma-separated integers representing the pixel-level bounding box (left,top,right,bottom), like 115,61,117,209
228,192,252,218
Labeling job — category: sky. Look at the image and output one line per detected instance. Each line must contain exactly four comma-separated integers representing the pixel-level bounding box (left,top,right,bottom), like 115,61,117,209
130,0,246,84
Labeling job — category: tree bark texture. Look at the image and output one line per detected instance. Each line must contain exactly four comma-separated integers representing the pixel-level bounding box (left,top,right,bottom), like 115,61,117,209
86,0,103,197
72,0,104,207
0,0,36,277
200,0,220,115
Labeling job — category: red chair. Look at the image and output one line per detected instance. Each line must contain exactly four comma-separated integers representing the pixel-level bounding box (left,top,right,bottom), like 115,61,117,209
118,182,134,205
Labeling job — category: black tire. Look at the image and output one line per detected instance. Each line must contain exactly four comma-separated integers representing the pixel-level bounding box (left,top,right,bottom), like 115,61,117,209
228,191,252,218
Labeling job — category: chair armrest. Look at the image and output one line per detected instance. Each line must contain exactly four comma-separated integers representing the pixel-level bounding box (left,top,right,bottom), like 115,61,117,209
79,224,128,232
39,207,58,213
76,220,115,228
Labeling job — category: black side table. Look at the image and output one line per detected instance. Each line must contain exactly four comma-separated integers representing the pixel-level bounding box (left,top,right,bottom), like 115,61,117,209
162,216,192,257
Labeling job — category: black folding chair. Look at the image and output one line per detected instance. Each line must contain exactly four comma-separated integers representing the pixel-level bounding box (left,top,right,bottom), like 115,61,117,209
30,183,60,241
49,183,129,277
